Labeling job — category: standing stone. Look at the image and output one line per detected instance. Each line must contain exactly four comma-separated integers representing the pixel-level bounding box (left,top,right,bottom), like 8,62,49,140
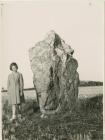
29,30,79,114
59,55,80,112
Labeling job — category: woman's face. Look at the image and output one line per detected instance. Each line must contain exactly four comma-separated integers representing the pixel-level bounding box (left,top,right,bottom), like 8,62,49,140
12,66,17,72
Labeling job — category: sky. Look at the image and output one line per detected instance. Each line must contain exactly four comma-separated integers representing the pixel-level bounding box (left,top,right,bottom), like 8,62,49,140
0,0,104,89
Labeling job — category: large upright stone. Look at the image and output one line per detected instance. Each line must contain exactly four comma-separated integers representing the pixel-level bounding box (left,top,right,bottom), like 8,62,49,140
29,30,79,113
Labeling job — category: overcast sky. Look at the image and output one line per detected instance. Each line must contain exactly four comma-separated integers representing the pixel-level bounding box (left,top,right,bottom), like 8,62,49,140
1,0,104,88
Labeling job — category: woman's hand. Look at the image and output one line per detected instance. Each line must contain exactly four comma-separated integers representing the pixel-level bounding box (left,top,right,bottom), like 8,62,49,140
20,90,23,96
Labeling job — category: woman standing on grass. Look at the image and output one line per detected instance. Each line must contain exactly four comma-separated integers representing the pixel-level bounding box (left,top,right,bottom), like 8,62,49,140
7,62,25,121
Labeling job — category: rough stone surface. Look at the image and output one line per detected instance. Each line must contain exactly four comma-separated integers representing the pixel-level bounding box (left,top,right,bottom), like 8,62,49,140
29,30,79,113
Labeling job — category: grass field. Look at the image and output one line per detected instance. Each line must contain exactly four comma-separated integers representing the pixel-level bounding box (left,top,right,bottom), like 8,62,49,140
2,86,103,102
2,86,103,140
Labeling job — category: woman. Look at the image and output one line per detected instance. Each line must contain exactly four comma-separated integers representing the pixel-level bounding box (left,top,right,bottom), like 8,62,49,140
7,62,24,121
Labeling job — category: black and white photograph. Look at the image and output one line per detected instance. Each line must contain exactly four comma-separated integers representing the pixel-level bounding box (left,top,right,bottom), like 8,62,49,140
0,0,104,140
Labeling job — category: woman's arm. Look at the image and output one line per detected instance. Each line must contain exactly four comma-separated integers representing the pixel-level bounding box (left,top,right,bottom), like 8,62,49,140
7,75,10,93
19,73,24,93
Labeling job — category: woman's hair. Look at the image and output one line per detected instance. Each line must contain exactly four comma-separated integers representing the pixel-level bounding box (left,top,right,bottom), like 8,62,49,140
10,62,18,71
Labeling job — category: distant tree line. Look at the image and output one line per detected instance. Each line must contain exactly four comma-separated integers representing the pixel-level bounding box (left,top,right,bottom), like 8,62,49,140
1,81,103,92
79,81,103,87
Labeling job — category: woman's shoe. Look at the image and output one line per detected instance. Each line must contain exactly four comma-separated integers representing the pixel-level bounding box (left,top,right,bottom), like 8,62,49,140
40,114,48,119
40,114,44,118
43,115,47,118
10,116,16,122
